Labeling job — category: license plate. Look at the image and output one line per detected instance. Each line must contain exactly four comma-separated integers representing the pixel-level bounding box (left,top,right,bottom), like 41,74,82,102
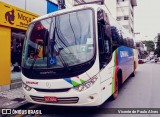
44,96,57,102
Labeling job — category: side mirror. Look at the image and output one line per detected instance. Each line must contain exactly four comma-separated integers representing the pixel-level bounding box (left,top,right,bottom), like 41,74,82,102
97,10,105,25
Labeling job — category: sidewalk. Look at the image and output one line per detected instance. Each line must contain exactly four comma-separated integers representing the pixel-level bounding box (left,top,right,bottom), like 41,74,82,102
0,87,27,109
0,67,27,109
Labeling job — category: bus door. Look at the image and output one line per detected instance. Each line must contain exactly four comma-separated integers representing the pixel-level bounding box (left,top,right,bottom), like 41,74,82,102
97,9,112,70
97,9,112,82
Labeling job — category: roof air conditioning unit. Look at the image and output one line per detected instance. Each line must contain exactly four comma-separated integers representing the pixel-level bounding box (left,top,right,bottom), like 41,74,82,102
74,0,104,6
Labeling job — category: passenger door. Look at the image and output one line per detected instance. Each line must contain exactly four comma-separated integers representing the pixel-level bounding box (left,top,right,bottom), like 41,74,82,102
97,9,112,83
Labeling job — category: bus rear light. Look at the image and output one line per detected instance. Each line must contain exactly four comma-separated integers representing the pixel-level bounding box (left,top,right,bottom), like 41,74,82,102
23,82,32,91
73,76,98,92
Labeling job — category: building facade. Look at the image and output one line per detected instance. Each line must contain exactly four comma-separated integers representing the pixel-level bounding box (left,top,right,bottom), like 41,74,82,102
61,0,117,19
0,0,58,91
154,33,160,48
135,41,145,59
117,0,137,37
62,0,137,36
0,0,58,15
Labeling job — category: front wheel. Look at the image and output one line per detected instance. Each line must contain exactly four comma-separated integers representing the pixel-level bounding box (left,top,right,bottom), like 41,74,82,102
111,76,119,100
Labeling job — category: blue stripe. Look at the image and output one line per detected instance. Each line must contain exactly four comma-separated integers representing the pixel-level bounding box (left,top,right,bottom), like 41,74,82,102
64,78,72,85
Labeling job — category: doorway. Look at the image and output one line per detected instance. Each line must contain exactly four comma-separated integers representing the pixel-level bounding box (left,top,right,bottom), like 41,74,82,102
11,28,25,80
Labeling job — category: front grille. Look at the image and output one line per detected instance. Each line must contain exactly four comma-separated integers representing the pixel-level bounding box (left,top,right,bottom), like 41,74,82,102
30,95,79,104
34,88,70,93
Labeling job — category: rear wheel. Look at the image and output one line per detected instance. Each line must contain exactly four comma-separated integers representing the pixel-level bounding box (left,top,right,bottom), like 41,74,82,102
131,62,136,77
111,70,122,100
111,76,118,100
130,71,135,77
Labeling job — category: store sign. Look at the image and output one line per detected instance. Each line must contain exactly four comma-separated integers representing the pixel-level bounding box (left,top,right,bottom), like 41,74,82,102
0,1,39,30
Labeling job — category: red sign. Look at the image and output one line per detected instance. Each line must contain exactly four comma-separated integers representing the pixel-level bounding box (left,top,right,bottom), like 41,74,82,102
44,96,58,102
26,81,38,85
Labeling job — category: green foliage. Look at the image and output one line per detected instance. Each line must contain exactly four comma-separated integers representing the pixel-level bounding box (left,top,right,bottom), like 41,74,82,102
157,36,160,47
143,40,155,52
141,40,146,44
154,48,160,57
154,36,160,57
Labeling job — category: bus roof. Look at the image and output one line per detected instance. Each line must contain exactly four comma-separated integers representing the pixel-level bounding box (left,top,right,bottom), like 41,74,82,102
31,3,134,40
32,4,101,23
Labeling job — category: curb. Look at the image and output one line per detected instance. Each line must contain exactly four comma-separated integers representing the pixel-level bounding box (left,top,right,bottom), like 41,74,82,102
0,78,22,92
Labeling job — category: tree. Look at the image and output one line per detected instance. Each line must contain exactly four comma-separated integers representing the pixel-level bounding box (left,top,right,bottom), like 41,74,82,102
154,35,160,57
141,40,146,45
143,40,155,52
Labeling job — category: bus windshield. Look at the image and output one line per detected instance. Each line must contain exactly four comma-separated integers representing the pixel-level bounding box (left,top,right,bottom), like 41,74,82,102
22,9,95,70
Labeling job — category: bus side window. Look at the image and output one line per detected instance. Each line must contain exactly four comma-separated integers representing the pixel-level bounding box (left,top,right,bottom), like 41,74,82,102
97,9,112,69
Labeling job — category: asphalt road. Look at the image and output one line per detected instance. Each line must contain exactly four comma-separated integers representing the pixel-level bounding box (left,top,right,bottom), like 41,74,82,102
12,62,160,117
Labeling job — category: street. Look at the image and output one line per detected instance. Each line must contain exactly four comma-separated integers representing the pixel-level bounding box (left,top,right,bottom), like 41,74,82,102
12,62,160,117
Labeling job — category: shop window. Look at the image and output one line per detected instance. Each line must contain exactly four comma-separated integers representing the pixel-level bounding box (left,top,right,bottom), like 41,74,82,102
11,30,25,73
124,16,129,20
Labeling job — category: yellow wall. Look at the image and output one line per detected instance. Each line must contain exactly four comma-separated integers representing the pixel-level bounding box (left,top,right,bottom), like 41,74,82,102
0,26,11,86
0,1,39,30
0,2,39,86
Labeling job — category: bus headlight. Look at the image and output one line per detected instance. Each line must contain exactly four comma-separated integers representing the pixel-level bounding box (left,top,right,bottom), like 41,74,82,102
23,83,32,91
74,76,98,92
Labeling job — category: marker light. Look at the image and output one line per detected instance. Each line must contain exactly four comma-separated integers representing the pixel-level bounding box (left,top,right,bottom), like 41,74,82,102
23,82,32,91
74,76,98,92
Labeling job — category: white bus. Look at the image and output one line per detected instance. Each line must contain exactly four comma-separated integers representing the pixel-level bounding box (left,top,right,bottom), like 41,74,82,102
21,4,138,106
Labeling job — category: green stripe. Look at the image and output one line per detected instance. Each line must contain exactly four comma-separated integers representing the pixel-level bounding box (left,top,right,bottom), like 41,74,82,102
71,80,80,87
80,79,85,84
112,50,117,93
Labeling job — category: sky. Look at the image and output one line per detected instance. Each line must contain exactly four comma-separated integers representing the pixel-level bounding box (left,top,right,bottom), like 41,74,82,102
134,0,160,41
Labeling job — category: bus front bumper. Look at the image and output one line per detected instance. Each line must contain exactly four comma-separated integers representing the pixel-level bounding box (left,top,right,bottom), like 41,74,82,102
23,80,102,106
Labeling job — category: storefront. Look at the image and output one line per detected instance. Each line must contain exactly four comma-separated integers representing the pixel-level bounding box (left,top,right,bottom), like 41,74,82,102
0,1,39,87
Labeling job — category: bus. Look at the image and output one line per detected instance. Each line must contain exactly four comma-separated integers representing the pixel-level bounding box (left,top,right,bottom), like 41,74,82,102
21,4,138,106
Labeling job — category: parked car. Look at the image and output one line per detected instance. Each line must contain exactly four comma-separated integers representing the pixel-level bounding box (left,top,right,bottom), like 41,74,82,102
138,59,148,64
154,57,159,63
150,59,155,63
138,59,144,64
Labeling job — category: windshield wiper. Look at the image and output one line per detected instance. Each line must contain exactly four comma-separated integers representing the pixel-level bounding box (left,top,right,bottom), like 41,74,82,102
43,30,49,60
47,17,70,70
54,43,70,71
48,35,70,70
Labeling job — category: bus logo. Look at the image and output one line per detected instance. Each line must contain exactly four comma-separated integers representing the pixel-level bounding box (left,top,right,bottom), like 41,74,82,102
120,51,129,58
5,9,15,25
26,81,38,85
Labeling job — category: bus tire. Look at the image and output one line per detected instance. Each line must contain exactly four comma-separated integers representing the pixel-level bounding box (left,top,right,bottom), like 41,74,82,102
111,70,122,100
111,76,118,100
131,62,136,77
130,71,135,77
